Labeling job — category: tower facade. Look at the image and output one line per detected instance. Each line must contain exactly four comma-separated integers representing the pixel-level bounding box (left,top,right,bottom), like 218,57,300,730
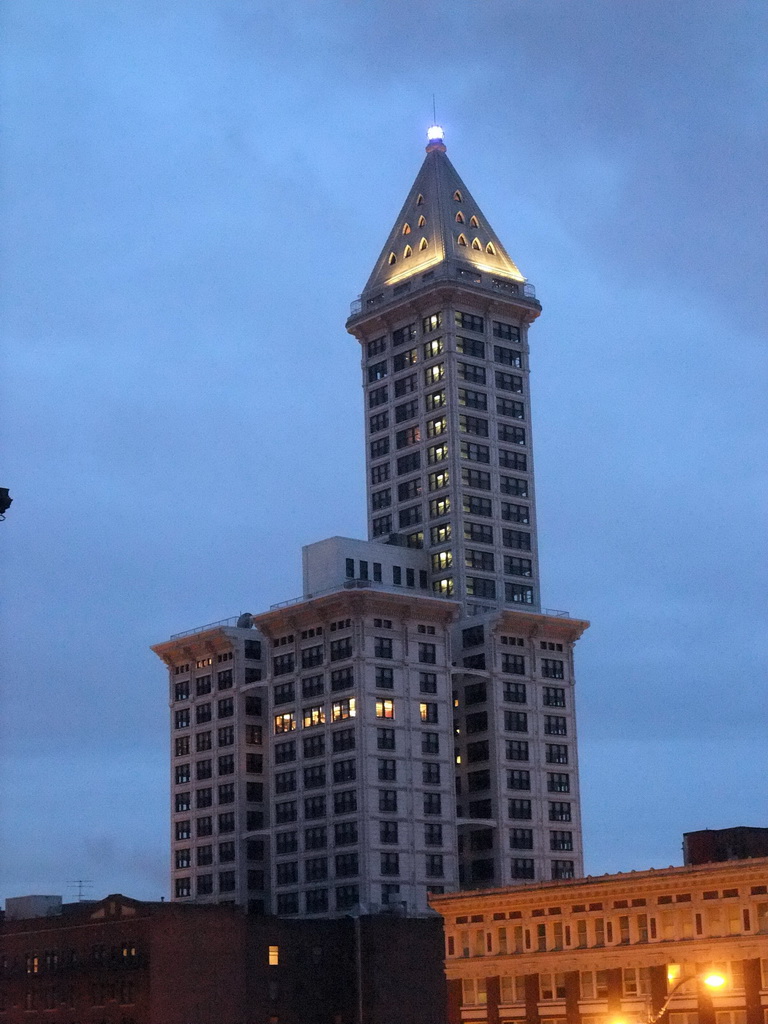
346,129,588,890
154,129,589,916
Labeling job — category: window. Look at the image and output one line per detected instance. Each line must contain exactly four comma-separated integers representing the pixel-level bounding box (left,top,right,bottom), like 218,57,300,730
546,744,568,764
218,753,235,774
496,370,523,393
335,884,359,911
461,526,492,553
542,659,565,679
195,704,211,724
370,438,390,459
506,740,530,762
196,816,212,836
303,764,326,789
378,758,397,781
509,799,532,819
461,441,490,464
507,583,535,606
411,644,434,669
504,681,526,703
332,698,356,721
218,783,235,804
423,762,441,784
549,801,572,821
467,740,489,763
498,398,525,420
197,844,213,865
424,824,442,848
424,792,442,815
305,857,328,882
305,795,327,819
392,323,417,347
465,550,495,575
397,452,421,477
374,636,393,659
395,399,418,424
455,311,484,332
334,790,357,814
463,496,492,518
174,680,190,701
457,335,485,358
196,675,212,696
276,892,299,914
274,740,296,763
396,426,420,450
467,576,496,599
425,390,446,411
276,831,298,855
422,731,439,754
196,731,212,752
334,820,358,845
381,852,400,876
274,681,295,706
196,788,212,808
499,424,526,445
218,725,235,746
302,675,324,699
174,792,191,812
218,811,235,832
501,502,529,524
428,469,450,492
276,862,298,885
273,653,295,676
424,364,445,385
552,860,575,879
368,360,388,382
275,800,297,823
458,388,487,411
465,711,488,734
423,312,443,333
459,414,488,437
372,514,392,537
414,672,436,696
508,769,531,790
335,852,359,877
304,826,326,850
369,384,388,408
375,698,395,719
394,372,417,397
332,727,355,752
550,830,573,851
510,827,533,849
217,669,233,690
424,338,444,359
331,667,354,691
545,715,567,736
379,789,397,813
429,496,451,519
274,712,296,734
503,529,531,552
457,362,486,384
398,505,422,528
510,858,535,879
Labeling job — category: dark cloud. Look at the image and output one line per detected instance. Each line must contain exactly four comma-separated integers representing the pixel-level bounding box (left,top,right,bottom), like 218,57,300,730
1,0,766,901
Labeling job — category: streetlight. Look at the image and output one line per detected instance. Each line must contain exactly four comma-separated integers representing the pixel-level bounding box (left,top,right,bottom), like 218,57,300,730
647,970,726,1024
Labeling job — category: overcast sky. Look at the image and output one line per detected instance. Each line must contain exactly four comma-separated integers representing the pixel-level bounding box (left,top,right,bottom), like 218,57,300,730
1,0,766,904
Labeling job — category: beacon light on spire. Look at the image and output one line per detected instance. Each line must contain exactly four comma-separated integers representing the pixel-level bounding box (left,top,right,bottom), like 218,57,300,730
426,124,445,141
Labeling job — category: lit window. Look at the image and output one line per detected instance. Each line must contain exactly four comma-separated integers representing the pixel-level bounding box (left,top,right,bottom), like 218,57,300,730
388,252,396,264
486,242,496,255
402,222,411,235
472,238,482,250
416,194,424,205
404,245,412,258
455,211,465,223
303,705,326,728
457,233,467,246
331,698,356,721
418,215,426,226
470,215,479,228
268,945,279,966
274,712,296,734
453,190,463,202
375,698,395,719
419,237,428,251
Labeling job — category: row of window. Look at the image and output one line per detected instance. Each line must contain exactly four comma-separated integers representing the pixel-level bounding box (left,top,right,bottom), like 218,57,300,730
272,669,440,707
275,790,446,822
369,395,526,436
174,811,263,840
274,758,442,791
370,445,527,484
275,821,444,854
273,642,438,678
273,697,439,733
369,420,526,461
173,724,262,758
369,314,519,351
275,728,441,761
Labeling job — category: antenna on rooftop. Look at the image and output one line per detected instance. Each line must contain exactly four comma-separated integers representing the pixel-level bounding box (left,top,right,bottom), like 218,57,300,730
67,879,93,902
432,94,437,125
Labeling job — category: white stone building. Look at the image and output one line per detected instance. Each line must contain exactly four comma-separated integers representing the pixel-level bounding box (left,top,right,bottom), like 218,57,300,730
152,128,590,916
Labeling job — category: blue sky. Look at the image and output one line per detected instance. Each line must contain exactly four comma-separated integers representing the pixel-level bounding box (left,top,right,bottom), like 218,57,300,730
1,0,766,902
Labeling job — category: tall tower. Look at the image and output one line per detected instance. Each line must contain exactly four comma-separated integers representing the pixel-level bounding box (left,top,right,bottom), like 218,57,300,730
154,127,590,915
346,127,588,889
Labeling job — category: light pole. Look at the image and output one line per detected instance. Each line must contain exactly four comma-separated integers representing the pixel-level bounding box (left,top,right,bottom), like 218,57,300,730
647,970,725,1024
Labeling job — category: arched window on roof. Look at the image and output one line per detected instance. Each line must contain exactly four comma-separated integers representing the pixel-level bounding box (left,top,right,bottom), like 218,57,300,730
416,194,424,206
472,237,482,250
455,211,465,224
457,234,467,247
419,237,428,251
418,215,426,227
404,245,412,258
402,223,411,235
485,242,496,255
453,190,463,202
388,252,397,265
470,215,479,228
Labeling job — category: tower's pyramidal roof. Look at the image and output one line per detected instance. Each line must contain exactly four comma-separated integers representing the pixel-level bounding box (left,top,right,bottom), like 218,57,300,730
362,128,525,296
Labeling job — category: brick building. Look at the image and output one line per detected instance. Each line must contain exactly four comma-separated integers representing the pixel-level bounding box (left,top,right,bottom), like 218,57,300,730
430,857,768,1024
0,893,446,1024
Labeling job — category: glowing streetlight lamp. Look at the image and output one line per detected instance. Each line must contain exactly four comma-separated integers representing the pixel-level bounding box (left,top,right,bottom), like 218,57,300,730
647,970,726,1024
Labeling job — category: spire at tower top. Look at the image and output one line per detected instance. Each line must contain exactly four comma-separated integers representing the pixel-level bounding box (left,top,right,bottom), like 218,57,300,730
359,130,525,297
